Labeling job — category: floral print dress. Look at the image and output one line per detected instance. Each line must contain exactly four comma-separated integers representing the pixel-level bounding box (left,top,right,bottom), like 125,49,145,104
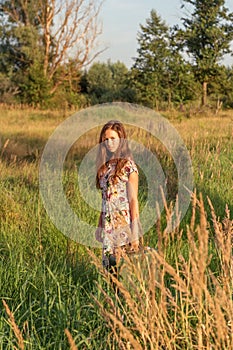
99,159,138,266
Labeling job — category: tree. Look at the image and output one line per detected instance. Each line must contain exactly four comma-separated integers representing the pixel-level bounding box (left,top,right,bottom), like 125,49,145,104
85,60,133,104
86,61,113,102
209,64,233,108
0,1,43,102
0,0,103,104
38,0,103,93
177,0,233,106
160,28,199,106
131,10,170,109
131,10,194,109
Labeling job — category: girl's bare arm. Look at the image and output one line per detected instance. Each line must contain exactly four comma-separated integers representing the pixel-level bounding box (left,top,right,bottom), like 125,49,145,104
127,171,141,249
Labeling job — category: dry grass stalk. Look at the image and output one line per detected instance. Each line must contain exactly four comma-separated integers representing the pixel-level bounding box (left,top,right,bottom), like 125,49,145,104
0,138,9,158
160,185,174,235
208,197,233,281
64,328,78,350
2,299,24,350
90,248,182,349
93,295,143,350
88,193,233,349
190,189,197,232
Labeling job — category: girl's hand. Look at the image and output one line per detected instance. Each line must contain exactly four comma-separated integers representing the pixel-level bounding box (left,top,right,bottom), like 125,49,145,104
95,227,103,243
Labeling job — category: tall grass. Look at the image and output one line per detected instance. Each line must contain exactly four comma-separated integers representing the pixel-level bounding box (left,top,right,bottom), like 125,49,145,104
0,107,232,348
89,194,233,349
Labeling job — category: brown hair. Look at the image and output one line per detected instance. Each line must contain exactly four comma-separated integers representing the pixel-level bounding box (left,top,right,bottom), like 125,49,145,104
96,120,133,188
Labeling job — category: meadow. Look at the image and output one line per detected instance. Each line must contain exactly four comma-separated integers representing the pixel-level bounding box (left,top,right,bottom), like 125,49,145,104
0,105,233,349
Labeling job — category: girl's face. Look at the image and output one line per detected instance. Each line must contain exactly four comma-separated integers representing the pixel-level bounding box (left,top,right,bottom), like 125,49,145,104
103,128,120,153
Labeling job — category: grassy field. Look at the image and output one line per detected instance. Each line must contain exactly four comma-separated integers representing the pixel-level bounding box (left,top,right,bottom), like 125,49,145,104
0,106,233,349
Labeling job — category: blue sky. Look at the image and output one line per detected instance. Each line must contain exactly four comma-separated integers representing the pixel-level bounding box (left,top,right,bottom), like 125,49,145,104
95,0,233,68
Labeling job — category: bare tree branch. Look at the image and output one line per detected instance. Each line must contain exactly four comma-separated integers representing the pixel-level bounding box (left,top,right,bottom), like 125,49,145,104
2,0,105,94
37,0,104,92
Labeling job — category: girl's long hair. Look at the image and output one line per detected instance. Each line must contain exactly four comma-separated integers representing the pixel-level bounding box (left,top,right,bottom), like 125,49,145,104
96,120,133,189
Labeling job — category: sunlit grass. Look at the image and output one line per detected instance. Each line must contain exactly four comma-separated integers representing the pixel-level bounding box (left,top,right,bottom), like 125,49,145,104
0,106,232,349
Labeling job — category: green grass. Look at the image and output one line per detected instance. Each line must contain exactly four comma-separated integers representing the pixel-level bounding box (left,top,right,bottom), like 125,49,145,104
0,106,233,349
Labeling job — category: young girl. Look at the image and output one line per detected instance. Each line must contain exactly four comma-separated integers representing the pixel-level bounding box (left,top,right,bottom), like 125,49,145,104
95,120,142,269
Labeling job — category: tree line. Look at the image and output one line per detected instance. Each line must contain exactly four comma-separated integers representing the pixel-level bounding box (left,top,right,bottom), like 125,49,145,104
0,0,233,110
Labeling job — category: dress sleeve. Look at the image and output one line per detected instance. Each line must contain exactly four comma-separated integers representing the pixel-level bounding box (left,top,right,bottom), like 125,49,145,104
124,159,138,177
